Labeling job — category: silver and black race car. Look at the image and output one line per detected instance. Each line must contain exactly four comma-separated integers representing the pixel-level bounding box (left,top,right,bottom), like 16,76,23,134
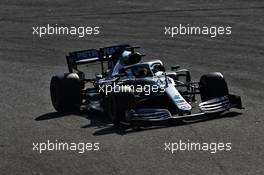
50,44,242,125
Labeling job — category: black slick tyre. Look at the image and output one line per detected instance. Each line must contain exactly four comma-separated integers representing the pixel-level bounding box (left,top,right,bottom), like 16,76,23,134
199,72,229,102
50,73,83,112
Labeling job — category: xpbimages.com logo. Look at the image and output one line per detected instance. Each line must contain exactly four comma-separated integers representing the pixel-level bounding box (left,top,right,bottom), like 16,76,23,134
98,83,166,95
164,140,232,154
32,24,100,37
32,140,100,154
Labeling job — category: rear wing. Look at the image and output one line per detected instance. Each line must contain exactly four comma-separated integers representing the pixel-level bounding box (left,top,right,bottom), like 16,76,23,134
66,44,133,73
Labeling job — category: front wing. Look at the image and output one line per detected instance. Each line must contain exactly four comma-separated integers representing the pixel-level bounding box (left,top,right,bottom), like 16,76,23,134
126,94,242,122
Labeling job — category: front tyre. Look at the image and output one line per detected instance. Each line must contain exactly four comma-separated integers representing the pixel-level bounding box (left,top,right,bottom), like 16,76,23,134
105,91,135,126
199,72,229,101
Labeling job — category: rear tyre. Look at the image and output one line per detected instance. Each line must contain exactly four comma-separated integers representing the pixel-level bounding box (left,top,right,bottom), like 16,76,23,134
199,72,229,101
50,73,83,112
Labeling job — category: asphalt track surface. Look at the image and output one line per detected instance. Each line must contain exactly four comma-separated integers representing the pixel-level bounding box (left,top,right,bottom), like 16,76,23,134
1,0,264,175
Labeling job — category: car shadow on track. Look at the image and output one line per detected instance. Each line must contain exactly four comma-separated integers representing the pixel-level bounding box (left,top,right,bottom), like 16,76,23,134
36,111,76,120
36,110,242,136
35,110,113,127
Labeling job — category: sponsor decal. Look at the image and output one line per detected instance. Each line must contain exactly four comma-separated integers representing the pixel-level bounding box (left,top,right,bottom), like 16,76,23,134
178,105,191,110
175,100,185,103
174,95,181,100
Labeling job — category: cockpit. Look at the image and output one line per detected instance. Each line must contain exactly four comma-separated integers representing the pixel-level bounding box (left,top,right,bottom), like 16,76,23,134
131,64,152,78
121,60,165,78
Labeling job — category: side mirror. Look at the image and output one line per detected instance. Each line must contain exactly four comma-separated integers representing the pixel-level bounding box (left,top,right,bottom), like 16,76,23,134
171,65,181,71
96,74,103,79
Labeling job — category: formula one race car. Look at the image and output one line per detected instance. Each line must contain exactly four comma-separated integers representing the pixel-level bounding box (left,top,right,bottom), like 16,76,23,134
50,44,242,125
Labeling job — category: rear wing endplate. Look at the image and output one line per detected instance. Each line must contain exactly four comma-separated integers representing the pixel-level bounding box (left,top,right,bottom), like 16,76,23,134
66,44,132,73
